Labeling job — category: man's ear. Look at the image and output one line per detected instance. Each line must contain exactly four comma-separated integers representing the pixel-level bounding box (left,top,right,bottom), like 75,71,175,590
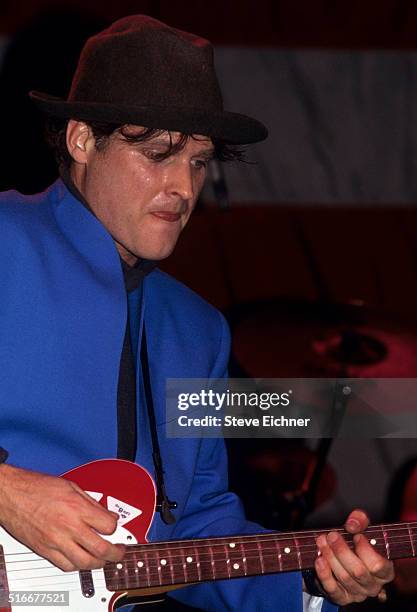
66,120,94,164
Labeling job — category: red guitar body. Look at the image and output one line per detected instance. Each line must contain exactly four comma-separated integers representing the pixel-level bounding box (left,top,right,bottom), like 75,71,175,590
63,458,157,546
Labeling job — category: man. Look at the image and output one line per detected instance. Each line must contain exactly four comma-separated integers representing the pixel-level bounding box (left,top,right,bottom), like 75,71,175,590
0,14,393,611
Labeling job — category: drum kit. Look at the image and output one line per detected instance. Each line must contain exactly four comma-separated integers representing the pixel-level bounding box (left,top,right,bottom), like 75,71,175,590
227,299,417,529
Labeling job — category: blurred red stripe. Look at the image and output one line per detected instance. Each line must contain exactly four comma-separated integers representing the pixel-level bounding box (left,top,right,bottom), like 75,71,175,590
2,0,417,48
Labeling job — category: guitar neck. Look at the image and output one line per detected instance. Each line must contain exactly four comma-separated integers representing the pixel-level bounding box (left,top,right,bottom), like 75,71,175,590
104,521,417,592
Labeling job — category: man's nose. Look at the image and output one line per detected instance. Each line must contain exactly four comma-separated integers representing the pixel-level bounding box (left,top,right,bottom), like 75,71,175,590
167,163,194,201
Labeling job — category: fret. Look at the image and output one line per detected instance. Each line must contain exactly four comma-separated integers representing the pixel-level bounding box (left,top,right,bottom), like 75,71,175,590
256,536,265,575
135,548,148,588
225,540,245,578
223,544,232,579
239,541,248,577
278,536,298,572
195,540,219,581
114,562,125,591
167,546,175,584
194,542,202,582
129,547,140,587
407,524,416,557
209,542,231,580
407,523,417,557
180,545,188,584
208,543,216,580
381,525,390,559
144,547,151,587
155,543,170,586
239,537,263,576
299,531,320,570
273,537,283,572
294,536,302,570
180,545,200,583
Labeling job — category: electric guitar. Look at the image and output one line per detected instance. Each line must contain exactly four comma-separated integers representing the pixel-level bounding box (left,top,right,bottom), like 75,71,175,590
0,459,415,611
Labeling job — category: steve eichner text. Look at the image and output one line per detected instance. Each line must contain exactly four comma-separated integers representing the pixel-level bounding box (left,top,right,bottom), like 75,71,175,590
177,389,291,411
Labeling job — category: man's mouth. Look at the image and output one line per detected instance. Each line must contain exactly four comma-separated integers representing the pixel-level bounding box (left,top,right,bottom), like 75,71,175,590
150,211,182,222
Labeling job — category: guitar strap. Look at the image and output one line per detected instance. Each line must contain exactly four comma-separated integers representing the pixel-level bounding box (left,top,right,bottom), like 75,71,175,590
140,326,177,524
116,297,177,525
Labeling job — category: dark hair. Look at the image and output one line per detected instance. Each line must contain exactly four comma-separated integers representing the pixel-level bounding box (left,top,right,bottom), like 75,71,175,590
44,118,247,169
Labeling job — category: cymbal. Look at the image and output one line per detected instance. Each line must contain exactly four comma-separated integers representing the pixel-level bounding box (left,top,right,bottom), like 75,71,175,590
230,300,417,378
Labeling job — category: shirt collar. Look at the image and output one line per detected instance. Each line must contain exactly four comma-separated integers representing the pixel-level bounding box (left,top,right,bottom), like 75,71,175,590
59,165,157,292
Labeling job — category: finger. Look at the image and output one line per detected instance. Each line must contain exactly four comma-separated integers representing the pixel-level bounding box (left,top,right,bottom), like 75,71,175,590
38,537,101,572
344,509,370,534
377,588,387,603
353,534,394,581
38,546,78,573
58,539,110,570
317,534,370,597
78,498,119,536
314,556,350,605
69,482,120,528
75,528,125,563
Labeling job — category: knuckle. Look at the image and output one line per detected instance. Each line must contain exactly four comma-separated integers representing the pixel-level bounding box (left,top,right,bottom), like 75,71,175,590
100,512,118,534
325,584,339,597
339,570,353,586
370,560,385,575
83,558,103,570
352,566,367,581
59,559,77,572
76,552,102,570
94,539,111,558
353,593,367,603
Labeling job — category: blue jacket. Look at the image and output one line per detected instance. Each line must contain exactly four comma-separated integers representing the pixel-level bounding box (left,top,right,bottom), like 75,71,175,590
0,180,337,611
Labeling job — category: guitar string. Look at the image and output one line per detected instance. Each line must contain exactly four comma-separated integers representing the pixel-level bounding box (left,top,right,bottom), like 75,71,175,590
8,548,413,588
4,531,416,570
6,554,412,588
5,539,414,587
4,536,415,575
4,521,417,562
7,545,414,594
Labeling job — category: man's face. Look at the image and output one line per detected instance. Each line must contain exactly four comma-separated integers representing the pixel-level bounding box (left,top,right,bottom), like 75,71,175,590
71,125,214,264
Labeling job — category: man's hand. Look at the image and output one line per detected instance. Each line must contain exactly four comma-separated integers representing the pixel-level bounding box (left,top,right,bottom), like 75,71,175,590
0,463,125,571
314,509,394,605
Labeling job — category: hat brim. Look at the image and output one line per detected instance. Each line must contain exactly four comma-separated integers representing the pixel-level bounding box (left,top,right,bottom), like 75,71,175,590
29,91,268,145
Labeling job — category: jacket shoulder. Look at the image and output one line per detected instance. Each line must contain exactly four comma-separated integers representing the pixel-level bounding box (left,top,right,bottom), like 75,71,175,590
148,268,225,324
0,187,54,231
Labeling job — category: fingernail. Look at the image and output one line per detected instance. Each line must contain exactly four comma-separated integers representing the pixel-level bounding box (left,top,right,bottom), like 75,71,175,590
327,531,339,544
317,535,327,547
347,518,360,530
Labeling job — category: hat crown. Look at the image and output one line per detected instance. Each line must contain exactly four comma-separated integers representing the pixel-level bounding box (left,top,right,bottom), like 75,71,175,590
29,14,268,143
68,15,223,113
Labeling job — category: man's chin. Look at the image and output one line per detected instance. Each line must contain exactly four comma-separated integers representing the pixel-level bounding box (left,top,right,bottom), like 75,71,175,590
134,243,177,262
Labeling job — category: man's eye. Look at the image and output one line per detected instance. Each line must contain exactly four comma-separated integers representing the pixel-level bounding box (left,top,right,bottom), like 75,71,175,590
143,149,166,161
193,159,208,169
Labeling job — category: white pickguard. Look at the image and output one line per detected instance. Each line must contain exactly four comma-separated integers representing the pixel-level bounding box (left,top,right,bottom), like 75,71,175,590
0,524,137,611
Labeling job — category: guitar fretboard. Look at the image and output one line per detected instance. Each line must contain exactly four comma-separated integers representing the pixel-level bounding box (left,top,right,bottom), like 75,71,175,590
104,521,417,591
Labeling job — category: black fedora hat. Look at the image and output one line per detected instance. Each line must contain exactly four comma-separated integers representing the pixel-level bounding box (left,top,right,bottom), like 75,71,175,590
29,15,267,144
